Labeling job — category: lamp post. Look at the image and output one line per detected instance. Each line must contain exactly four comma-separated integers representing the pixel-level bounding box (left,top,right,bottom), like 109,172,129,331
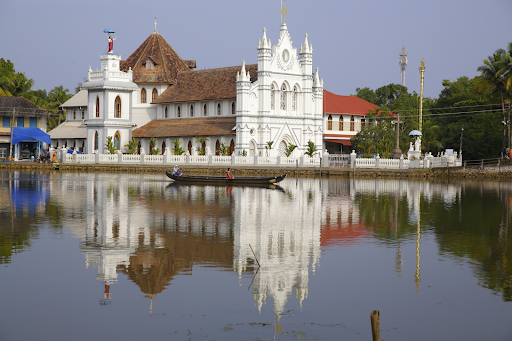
459,124,464,156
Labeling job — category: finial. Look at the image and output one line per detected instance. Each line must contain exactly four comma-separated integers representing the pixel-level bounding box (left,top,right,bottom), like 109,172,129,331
280,4,289,24
154,17,158,33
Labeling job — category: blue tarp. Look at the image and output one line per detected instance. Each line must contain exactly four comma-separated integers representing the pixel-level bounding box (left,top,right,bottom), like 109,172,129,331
67,149,84,154
11,128,51,145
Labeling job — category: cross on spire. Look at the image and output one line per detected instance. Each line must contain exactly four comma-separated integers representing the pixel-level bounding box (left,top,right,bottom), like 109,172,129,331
280,4,289,24
154,17,158,33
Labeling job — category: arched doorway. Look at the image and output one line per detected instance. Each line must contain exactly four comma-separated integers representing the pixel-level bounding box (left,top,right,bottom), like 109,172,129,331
188,140,192,155
229,139,235,155
215,140,220,156
249,140,256,156
278,140,287,157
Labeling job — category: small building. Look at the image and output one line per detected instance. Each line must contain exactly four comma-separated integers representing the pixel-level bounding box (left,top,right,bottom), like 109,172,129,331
323,90,381,154
0,96,51,159
50,89,88,151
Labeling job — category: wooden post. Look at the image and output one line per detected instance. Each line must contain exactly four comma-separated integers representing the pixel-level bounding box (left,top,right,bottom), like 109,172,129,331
370,310,380,341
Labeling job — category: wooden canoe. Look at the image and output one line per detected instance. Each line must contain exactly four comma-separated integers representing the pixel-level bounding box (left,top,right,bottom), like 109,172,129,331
165,171,286,185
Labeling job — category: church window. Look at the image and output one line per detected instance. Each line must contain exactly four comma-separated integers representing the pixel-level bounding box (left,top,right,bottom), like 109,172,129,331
217,103,221,115
114,131,120,150
165,106,168,118
232,102,235,115
204,104,207,116
177,106,181,117
161,141,166,154
339,116,344,131
141,88,147,103
73,109,76,120
94,131,99,150
81,109,84,120
215,140,220,155
361,119,366,130
280,85,286,110
190,105,194,117
188,140,192,155
350,116,355,131
96,96,100,117
327,115,332,130
152,88,158,102
292,87,297,111
271,85,275,110
114,96,121,118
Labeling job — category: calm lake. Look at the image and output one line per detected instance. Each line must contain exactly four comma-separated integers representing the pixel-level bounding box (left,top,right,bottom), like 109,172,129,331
0,170,511,341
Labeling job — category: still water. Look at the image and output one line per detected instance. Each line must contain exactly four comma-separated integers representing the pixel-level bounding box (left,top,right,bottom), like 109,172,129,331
0,170,511,341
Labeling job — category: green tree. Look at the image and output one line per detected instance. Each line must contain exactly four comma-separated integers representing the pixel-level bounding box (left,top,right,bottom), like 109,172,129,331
104,136,116,154
172,138,185,155
195,137,209,156
304,140,317,157
124,137,139,155
217,142,228,156
265,141,273,156
285,144,297,157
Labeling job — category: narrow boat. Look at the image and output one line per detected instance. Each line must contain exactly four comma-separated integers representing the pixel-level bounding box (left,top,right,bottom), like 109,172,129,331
165,171,286,185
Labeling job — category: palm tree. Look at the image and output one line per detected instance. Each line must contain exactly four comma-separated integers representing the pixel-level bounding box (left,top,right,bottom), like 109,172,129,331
475,52,508,151
195,137,208,155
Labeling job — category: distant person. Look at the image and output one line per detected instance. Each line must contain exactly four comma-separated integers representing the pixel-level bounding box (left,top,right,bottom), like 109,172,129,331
51,153,56,163
172,165,182,176
226,168,234,179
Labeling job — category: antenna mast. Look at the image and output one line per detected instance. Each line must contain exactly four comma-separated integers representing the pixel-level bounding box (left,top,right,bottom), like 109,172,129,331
399,45,408,86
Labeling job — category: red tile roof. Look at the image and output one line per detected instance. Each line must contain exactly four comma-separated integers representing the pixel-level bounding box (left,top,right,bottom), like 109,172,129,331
120,33,191,84
323,90,381,116
132,117,236,138
154,64,258,104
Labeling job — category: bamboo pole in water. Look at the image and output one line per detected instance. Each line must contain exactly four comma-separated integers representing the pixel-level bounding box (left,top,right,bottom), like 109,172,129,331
370,310,380,341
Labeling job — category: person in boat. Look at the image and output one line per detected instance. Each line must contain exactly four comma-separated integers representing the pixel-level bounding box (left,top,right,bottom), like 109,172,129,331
226,168,234,179
172,165,182,176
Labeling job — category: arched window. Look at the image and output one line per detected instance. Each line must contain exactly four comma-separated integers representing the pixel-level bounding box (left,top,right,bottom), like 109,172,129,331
73,109,76,120
141,88,147,103
165,106,168,118
229,139,235,155
231,102,235,115
161,141,166,155
94,131,99,150
114,131,120,150
114,96,121,118
292,87,297,111
217,103,221,115
360,118,366,130
339,116,344,131
203,104,207,116
188,140,192,155
201,140,206,155
215,140,220,155
152,88,158,102
350,116,355,131
327,115,332,130
177,106,181,118
279,140,287,157
95,96,100,117
190,105,194,117
137,141,141,154
280,85,286,110
271,85,275,110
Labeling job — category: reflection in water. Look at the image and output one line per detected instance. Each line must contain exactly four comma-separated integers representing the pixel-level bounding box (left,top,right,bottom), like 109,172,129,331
2,170,512,336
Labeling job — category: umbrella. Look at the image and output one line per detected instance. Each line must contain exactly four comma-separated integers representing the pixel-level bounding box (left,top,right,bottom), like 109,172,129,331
409,130,422,136
103,28,115,34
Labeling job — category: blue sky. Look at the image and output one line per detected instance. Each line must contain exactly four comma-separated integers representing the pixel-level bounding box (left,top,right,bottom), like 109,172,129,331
1,0,511,99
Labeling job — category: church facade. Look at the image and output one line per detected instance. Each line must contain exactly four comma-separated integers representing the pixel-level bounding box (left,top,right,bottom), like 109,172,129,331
58,15,324,157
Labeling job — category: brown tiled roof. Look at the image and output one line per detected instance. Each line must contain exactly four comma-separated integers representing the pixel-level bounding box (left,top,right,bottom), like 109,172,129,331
0,96,51,117
154,64,258,104
132,117,236,138
120,33,191,84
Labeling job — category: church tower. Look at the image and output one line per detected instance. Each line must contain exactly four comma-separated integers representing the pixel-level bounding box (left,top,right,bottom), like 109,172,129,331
83,34,138,154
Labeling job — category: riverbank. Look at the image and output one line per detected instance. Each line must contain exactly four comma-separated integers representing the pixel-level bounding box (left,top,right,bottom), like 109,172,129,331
3,160,512,179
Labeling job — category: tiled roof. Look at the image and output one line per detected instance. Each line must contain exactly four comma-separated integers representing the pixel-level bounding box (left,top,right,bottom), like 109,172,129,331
0,96,51,117
323,90,381,116
120,33,191,84
132,117,236,138
154,64,258,104
48,121,87,139
60,89,88,108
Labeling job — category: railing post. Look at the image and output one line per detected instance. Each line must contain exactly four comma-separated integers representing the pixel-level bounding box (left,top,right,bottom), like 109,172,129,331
231,154,236,165
375,154,380,169
117,150,122,164
95,150,100,163
350,150,356,169
399,155,404,169
140,148,146,164
254,155,259,166
185,154,190,165
277,155,281,166
300,155,305,167
163,147,170,165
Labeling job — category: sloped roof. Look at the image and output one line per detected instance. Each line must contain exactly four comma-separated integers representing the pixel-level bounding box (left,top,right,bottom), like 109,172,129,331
120,32,191,84
154,64,258,104
0,96,51,117
48,121,87,139
60,89,88,108
323,90,381,116
132,117,236,138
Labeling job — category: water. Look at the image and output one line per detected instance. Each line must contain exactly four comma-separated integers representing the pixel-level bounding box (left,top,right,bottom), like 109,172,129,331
0,171,511,340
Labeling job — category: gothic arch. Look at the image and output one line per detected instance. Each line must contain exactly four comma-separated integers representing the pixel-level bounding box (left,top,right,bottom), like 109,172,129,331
141,88,147,103
249,140,257,156
114,131,120,150
152,88,158,102
114,96,121,118
94,131,99,150
95,96,100,117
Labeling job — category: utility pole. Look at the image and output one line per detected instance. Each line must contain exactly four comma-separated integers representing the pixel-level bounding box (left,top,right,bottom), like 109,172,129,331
418,58,425,134
459,124,464,155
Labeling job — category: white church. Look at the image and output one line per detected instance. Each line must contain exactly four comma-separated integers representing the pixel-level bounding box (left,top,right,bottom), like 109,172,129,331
53,11,326,157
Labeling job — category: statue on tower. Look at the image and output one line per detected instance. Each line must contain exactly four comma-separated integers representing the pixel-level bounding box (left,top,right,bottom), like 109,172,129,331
108,35,117,53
